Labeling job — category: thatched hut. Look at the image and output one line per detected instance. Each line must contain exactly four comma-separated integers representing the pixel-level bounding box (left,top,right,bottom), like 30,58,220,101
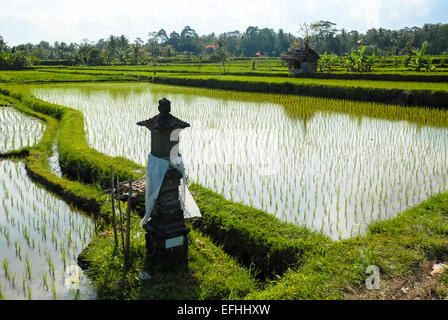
282,45,320,75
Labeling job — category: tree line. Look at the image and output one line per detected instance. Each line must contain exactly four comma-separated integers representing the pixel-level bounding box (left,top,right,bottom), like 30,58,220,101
302,21,448,57
1,22,447,67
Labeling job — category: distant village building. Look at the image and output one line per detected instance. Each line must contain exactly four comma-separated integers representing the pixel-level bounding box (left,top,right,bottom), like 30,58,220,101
282,44,320,75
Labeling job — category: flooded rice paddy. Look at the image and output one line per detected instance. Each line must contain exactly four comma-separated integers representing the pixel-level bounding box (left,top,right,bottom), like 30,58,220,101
0,160,95,299
0,106,44,153
32,83,448,240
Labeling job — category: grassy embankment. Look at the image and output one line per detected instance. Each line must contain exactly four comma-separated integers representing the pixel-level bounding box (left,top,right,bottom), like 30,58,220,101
149,74,448,108
0,65,447,299
0,69,153,83
3,60,448,109
33,59,448,81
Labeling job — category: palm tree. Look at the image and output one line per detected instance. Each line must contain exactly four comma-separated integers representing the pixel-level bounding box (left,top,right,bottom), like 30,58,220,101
130,38,146,65
215,36,230,74
0,36,7,52
105,35,118,64
117,35,130,64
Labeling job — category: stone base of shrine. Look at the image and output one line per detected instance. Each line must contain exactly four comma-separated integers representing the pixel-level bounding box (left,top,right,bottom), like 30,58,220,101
143,221,190,265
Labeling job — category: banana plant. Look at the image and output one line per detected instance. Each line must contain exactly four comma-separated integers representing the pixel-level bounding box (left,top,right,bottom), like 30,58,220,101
409,41,435,72
319,52,337,72
363,51,375,72
344,46,375,72
344,51,358,72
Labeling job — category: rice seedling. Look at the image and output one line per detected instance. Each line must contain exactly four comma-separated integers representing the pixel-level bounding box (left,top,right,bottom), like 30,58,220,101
42,273,49,292
27,285,32,300
22,275,26,292
61,248,66,267
71,289,80,300
51,279,57,300
4,229,10,245
0,281,4,300
10,274,16,288
25,255,31,279
3,258,9,279
47,254,55,277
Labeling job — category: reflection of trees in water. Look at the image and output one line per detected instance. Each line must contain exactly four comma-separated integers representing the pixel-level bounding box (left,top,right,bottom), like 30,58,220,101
278,97,448,129
286,108,315,138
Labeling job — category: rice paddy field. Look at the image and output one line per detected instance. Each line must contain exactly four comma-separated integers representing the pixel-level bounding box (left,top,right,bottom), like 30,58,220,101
31,82,448,240
0,102,94,299
1,56,448,300
0,160,95,300
33,55,448,74
0,106,45,153
157,73,448,92
16,66,448,92
0,70,148,83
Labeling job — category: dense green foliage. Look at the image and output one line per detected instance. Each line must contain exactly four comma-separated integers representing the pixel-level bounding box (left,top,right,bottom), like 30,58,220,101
304,21,448,56
409,41,436,72
344,46,375,72
0,36,37,68
318,52,337,72
1,22,447,68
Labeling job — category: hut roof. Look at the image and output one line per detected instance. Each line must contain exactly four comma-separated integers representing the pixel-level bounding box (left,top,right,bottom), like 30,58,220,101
281,47,320,63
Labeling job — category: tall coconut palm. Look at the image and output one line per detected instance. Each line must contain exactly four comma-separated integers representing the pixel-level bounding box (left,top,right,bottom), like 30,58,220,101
117,35,130,65
105,35,118,64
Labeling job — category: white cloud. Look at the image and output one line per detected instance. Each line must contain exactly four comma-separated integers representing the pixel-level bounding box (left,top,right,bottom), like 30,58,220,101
0,0,442,45
347,0,382,29
389,10,400,19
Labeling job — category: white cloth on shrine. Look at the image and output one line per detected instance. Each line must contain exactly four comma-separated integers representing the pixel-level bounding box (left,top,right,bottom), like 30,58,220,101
180,178,202,219
141,153,200,226
141,154,169,226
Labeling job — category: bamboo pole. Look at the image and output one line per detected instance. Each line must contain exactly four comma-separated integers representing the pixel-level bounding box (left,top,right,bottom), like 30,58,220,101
125,177,133,264
117,176,125,253
110,165,118,249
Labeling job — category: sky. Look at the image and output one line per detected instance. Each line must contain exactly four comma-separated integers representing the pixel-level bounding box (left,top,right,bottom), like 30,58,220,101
0,0,447,46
